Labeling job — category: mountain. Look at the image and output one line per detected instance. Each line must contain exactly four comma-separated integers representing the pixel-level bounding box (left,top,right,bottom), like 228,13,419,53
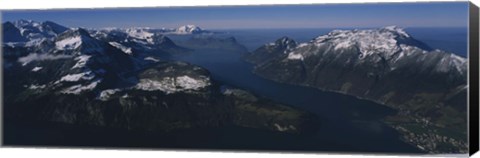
92,28,190,57
246,26,468,153
4,60,320,134
3,20,69,46
175,25,204,34
54,28,108,54
3,20,319,136
245,36,297,64
93,25,212,38
2,21,27,43
42,21,69,34
2,20,72,67
5,27,137,100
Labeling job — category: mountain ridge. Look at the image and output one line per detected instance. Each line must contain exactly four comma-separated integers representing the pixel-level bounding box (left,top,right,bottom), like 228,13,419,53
246,26,468,153
3,20,320,138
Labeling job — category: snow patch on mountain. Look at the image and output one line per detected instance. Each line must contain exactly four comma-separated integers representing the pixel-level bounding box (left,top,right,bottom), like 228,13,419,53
287,53,304,60
144,57,160,62
274,123,296,132
31,67,43,72
56,71,95,83
72,55,91,69
435,53,467,74
24,38,48,47
390,44,427,63
449,54,467,72
28,84,46,90
98,89,122,101
176,76,210,90
18,53,72,66
56,36,82,50
54,29,105,54
135,75,210,94
61,79,102,94
108,42,132,54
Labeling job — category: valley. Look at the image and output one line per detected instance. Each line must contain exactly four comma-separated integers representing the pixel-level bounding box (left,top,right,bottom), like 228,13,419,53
2,20,468,154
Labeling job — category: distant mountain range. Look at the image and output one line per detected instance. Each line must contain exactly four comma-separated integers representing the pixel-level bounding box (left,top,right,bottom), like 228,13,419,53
3,19,213,45
96,24,213,36
246,26,468,153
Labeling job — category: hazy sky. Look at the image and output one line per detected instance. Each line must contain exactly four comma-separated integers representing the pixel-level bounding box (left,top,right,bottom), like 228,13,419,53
1,2,469,29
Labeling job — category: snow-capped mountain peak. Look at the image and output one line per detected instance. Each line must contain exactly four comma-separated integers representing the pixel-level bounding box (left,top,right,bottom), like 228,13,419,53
306,27,402,58
176,25,203,34
382,25,410,37
12,19,39,28
54,28,104,53
287,26,432,60
125,27,154,40
12,20,68,38
274,26,467,76
3,20,69,45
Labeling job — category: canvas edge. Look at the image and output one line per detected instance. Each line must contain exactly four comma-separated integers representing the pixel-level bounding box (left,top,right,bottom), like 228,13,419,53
469,1,480,156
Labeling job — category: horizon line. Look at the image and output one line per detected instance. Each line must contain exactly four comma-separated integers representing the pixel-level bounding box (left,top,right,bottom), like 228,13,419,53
2,19,468,30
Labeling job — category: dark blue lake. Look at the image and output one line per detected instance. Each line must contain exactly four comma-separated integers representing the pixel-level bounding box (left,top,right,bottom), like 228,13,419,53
167,49,418,153
166,27,467,153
